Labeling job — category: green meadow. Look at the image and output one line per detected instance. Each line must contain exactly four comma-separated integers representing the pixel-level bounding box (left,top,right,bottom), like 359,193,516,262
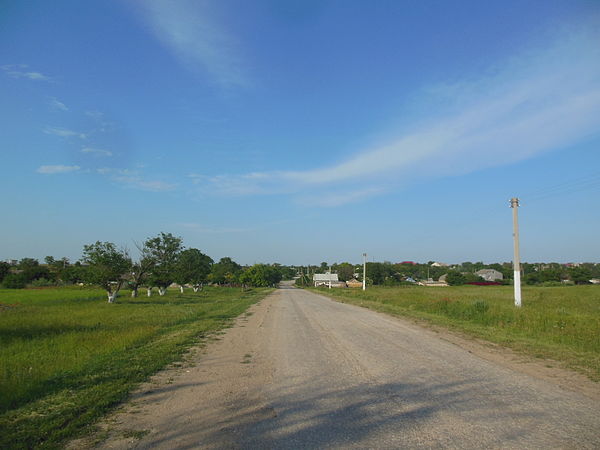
314,285,600,380
0,285,271,449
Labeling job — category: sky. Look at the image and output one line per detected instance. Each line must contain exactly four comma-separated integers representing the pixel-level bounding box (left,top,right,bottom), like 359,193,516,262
1,0,599,266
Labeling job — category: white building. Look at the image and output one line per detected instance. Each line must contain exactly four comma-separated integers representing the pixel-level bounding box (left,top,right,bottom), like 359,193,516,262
313,273,345,287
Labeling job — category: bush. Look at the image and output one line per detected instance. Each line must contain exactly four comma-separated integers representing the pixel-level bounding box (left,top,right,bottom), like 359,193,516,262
28,278,57,288
2,273,27,289
446,271,466,286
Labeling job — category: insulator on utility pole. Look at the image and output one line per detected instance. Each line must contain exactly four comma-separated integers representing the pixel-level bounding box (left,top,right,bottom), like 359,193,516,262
510,198,522,307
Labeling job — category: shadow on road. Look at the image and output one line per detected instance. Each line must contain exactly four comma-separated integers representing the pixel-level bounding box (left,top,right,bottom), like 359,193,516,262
143,377,549,449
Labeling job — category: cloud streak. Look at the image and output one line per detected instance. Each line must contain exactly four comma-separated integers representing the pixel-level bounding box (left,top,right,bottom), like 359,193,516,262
196,26,600,206
82,147,112,157
37,165,80,174
134,0,247,88
44,126,87,139
1,64,52,81
97,168,176,192
48,97,68,111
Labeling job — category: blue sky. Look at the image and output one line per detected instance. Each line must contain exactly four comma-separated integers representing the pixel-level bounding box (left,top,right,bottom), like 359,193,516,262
1,0,599,265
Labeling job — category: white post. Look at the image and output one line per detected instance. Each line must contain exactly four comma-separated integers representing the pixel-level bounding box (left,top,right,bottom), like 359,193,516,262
510,198,522,307
362,253,367,291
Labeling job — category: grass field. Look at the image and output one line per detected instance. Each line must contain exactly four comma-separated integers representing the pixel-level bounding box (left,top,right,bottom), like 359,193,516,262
0,285,272,449
311,285,600,381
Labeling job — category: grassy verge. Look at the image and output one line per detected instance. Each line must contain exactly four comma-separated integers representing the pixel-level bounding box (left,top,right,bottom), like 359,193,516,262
309,285,600,381
0,286,272,449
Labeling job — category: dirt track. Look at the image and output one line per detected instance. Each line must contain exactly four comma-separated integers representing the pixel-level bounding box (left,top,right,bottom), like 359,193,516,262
74,284,600,449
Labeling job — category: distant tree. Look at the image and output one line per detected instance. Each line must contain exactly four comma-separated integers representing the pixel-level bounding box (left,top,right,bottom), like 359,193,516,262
2,273,27,289
463,273,485,284
446,270,467,286
240,264,282,287
16,258,49,283
210,257,242,285
62,263,87,284
569,266,592,285
319,262,328,272
128,241,156,297
145,232,184,295
18,258,39,270
335,263,355,282
174,248,213,293
82,241,132,302
0,262,10,283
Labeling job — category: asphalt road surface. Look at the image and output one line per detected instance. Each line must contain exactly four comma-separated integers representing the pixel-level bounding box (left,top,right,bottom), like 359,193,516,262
90,285,600,449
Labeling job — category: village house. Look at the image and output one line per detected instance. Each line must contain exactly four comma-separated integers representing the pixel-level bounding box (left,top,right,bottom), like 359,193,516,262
475,269,503,282
313,273,346,288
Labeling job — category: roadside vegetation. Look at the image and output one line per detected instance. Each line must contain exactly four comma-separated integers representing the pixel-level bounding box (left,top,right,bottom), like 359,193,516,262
0,285,272,449
312,284,600,381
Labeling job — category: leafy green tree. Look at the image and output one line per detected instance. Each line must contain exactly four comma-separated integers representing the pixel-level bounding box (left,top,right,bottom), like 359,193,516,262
569,266,592,284
82,241,132,302
174,248,213,293
2,273,27,289
240,264,282,287
145,232,184,295
446,270,467,286
61,263,87,284
18,258,39,270
129,242,155,297
210,257,242,285
0,262,10,283
335,262,355,281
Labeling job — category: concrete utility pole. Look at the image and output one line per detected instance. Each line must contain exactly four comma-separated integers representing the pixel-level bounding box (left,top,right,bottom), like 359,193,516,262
362,253,367,291
510,198,522,307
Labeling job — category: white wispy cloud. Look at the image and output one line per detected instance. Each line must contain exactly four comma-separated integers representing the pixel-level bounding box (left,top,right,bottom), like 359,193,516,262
133,0,247,87
82,147,112,157
36,165,80,174
97,167,176,192
48,97,68,111
1,64,52,81
113,176,177,192
44,126,87,139
195,26,600,206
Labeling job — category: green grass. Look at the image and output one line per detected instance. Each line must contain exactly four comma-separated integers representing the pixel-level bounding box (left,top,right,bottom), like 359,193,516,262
311,285,600,380
0,285,272,449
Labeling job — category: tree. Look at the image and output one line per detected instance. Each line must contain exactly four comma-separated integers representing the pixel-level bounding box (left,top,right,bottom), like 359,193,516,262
0,262,10,283
82,241,132,302
128,241,156,298
569,266,592,285
174,248,213,293
335,262,355,282
446,270,466,286
240,264,282,287
61,263,87,284
145,232,184,295
210,257,242,285
2,273,27,289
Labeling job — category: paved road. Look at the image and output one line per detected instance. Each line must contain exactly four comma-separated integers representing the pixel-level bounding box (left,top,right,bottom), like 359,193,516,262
92,285,600,449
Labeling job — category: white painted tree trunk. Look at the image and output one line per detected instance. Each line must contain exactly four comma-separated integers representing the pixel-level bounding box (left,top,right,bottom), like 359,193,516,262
193,286,199,293
147,288,152,297
131,288,138,298
179,285,184,294
108,292,117,303
158,287,166,296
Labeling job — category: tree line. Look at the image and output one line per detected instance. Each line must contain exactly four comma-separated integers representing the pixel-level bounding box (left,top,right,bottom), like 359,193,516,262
0,232,296,301
294,260,600,286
